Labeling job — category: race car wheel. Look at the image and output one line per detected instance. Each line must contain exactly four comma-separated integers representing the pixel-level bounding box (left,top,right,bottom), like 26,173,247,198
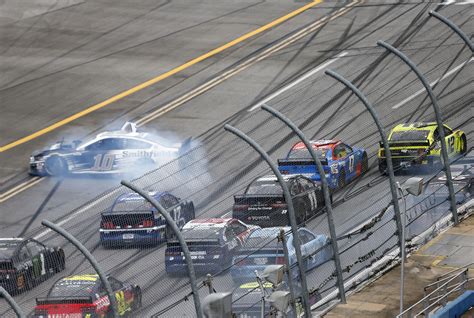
460,135,467,154
45,156,68,176
337,170,346,190
361,152,369,174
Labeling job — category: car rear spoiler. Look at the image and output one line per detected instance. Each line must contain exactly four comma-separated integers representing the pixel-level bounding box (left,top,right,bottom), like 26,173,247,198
380,141,430,148
101,211,154,216
36,296,93,305
277,158,328,166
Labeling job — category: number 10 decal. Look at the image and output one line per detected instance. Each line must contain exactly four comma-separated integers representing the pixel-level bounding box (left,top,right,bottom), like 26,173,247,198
92,154,115,170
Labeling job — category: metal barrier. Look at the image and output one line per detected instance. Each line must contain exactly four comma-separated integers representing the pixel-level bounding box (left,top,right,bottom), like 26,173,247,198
397,266,473,318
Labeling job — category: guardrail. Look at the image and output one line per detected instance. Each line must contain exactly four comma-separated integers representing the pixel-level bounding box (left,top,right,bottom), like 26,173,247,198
397,266,473,318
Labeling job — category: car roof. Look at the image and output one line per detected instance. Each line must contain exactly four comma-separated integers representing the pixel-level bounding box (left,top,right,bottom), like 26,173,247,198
183,218,233,229
114,192,167,204
393,122,438,131
249,227,291,239
254,174,295,183
292,140,339,150
58,274,100,284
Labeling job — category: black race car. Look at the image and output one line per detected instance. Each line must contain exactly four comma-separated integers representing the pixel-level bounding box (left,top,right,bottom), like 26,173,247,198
33,274,141,317
100,191,195,247
232,175,326,227
0,238,65,294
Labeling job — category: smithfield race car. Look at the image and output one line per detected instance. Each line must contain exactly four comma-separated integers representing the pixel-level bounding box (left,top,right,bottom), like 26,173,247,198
29,122,191,176
0,238,65,295
33,274,141,318
232,175,326,227
165,218,259,275
278,140,369,190
231,227,331,283
99,191,195,247
378,122,467,173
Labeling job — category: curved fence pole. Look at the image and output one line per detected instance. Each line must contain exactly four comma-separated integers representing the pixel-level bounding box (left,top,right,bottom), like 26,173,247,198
121,180,203,318
0,286,26,318
429,11,473,51
41,220,118,318
377,40,459,225
224,124,312,317
261,104,346,304
324,70,404,258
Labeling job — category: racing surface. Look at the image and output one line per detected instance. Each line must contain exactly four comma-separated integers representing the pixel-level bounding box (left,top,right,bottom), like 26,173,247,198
1,0,473,317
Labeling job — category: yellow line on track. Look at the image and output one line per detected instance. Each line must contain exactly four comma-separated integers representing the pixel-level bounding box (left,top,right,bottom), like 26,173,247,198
0,0,322,153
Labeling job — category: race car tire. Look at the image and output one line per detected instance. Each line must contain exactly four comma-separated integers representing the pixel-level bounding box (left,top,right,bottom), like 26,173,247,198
460,134,467,154
361,152,369,174
337,169,346,190
132,286,142,311
45,156,68,176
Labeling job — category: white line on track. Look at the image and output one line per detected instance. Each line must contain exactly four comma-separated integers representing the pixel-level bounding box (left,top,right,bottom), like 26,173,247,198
392,57,472,109
0,177,44,203
248,51,349,112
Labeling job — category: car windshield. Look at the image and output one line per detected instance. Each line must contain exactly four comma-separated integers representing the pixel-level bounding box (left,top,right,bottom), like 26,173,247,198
242,228,287,249
49,280,96,298
288,148,326,159
0,241,19,259
390,130,430,141
181,227,221,241
246,180,283,195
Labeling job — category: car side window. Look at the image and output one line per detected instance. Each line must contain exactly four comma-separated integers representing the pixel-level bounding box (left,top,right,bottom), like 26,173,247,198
224,227,235,241
18,246,31,262
231,223,247,236
108,277,123,291
26,241,44,256
85,138,125,151
125,138,152,149
443,126,453,137
433,129,440,141
298,230,310,244
333,144,346,159
290,181,300,196
344,144,353,154
160,194,178,209
299,178,314,191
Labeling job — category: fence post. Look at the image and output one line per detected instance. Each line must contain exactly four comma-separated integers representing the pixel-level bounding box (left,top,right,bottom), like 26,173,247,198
428,11,473,51
261,104,346,304
224,124,312,317
324,70,404,256
278,228,297,313
377,40,459,225
121,180,203,318
0,286,26,318
41,220,118,318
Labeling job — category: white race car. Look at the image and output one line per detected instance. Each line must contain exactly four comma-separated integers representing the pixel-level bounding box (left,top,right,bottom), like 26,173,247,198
29,122,191,176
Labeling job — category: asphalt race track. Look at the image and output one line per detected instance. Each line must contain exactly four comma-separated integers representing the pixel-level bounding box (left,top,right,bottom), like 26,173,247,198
0,0,472,316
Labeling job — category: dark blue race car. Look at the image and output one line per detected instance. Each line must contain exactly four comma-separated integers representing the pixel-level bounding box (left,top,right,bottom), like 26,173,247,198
99,192,195,247
278,140,368,190
165,218,258,275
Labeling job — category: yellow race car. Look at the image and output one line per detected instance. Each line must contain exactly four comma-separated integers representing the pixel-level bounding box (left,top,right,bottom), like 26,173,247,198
378,122,467,173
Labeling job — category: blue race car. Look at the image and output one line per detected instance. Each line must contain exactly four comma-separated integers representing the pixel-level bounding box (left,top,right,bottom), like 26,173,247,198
165,218,258,275
99,192,194,247
278,140,368,190
231,227,331,283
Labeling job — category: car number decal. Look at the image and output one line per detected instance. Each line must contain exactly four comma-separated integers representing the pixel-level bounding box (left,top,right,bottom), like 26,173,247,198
92,154,115,170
